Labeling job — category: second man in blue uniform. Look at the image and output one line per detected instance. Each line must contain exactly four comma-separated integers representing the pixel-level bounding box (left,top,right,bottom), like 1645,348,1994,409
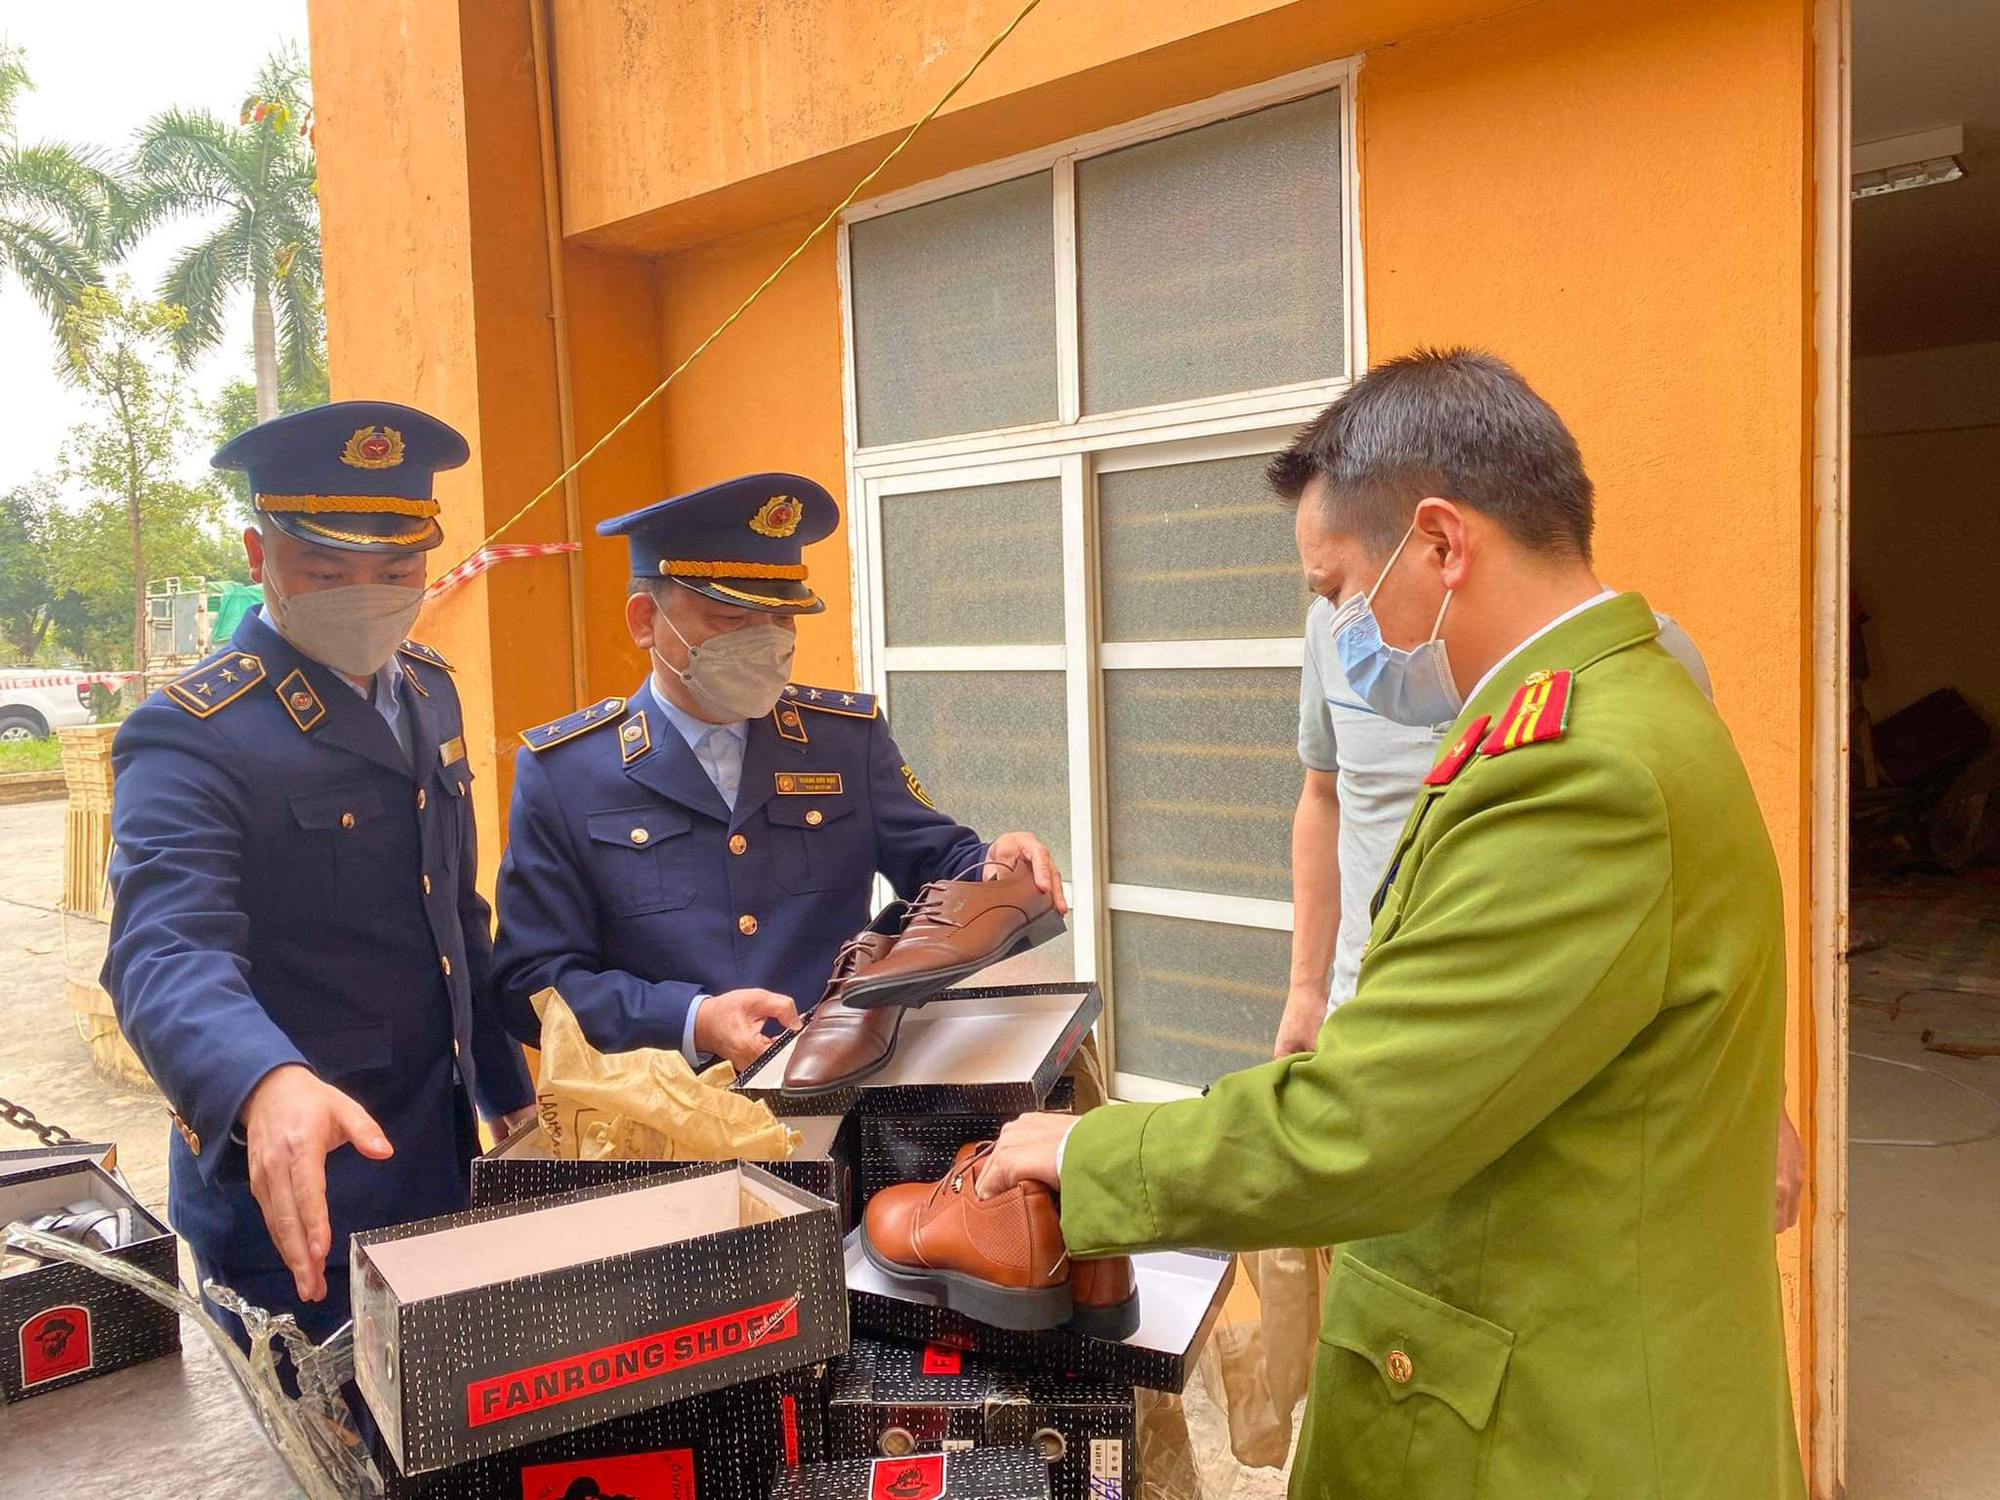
491,474,1065,1067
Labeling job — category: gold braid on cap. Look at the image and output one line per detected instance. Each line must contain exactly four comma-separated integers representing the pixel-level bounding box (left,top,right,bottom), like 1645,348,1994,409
658,559,809,580
256,493,441,518
291,517,439,547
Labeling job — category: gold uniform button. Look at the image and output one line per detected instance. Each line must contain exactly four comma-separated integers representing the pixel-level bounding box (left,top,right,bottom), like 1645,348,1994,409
422,874,433,895
416,788,427,810
339,811,356,830
738,914,759,936
1386,1349,1414,1384
631,827,650,845
804,809,824,827
440,955,453,977
729,834,748,855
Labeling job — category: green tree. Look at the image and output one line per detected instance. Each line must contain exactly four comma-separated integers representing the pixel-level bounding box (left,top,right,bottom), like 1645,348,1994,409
57,284,235,671
0,41,123,345
0,484,59,661
130,45,322,423
210,363,329,519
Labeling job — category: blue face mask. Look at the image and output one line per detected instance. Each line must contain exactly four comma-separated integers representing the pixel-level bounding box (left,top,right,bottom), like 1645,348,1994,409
1329,523,1463,728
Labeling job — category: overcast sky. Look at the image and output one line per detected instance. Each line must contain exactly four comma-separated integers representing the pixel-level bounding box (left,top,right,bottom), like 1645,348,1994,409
0,2,312,496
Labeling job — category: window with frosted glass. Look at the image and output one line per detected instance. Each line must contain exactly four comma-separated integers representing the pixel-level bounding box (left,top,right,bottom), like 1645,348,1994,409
882,480,1065,648
1076,91,1343,415
850,172,1059,447
882,671,1071,875
1097,454,1307,643
1102,668,1299,902
1110,913,1290,1086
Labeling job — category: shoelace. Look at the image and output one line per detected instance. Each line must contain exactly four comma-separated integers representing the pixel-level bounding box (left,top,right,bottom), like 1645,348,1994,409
902,856,1030,935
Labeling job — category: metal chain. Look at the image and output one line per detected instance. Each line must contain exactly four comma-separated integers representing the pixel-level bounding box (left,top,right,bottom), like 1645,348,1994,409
0,1095,77,1147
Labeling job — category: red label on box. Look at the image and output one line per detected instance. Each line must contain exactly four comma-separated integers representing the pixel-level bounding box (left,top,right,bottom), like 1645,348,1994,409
466,1299,799,1427
20,1304,92,1387
519,1448,695,1500
920,1344,962,1375
781,1391,801,1465
870,1454,946,1500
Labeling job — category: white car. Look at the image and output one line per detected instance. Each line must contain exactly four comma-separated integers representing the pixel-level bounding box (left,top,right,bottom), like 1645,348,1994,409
0,672,101,742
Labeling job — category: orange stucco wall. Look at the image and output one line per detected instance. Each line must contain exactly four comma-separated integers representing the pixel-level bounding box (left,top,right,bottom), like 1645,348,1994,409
311,0,1821,1461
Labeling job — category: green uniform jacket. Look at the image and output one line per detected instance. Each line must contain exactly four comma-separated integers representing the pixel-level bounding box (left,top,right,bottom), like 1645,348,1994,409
1061,593,1805,1498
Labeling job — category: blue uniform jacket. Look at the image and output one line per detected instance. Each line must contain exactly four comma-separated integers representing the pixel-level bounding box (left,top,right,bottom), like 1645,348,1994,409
491,679,985,1053
102,614,534,1275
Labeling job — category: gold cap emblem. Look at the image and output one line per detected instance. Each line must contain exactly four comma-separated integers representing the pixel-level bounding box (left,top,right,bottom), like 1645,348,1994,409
749,495,803,538
340,425,405,469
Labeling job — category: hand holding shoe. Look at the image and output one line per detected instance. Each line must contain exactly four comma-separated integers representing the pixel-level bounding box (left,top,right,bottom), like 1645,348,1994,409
978,1111,1074,1198
986,831,1068,916
697,988,802,1070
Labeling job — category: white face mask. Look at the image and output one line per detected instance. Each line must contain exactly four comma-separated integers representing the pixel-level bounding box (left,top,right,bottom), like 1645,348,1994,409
264,572,423,679
654,605,797,722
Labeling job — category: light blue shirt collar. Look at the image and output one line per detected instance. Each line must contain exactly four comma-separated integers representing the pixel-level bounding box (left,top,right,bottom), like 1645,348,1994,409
649,676,749,811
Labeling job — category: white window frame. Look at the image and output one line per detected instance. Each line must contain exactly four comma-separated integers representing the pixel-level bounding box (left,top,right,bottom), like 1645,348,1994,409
840,57,1366,1099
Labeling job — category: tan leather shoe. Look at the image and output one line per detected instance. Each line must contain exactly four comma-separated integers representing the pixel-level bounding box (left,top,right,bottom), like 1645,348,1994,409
783,903,908,1094
1067,1254,1140,1340
839,857,1066,1011
860,1141,1073,1330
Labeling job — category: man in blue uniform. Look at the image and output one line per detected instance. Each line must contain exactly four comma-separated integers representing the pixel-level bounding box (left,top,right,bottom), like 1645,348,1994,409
491,473,1065,1068
103,402,536,1353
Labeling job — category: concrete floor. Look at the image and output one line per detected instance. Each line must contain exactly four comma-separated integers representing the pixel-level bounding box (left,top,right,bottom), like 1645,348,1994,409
1846,874,2000,1500
0,796,1283,1498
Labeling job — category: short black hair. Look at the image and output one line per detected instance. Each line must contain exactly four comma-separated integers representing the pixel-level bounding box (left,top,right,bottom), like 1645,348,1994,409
1266,347,1593,560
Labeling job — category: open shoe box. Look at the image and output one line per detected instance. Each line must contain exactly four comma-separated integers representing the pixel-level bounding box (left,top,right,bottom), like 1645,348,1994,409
843,1238,1234,1394
352,1161,848,1474
0,1160,180,1402
733,984,1101,1118
473,1113,860,1232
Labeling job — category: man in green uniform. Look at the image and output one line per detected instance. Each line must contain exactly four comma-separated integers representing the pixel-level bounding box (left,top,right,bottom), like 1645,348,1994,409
985,349,1806,1497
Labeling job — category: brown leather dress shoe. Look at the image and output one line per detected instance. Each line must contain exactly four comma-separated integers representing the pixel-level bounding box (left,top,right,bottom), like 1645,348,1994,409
838,857,1066,1011
1067,1254,1140,1340
783,903,908,1095
859,1142,1073,1330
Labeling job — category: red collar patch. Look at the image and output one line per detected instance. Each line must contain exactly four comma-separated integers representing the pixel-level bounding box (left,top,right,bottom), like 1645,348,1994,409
1423,715,1492,787
1481,670,1573,756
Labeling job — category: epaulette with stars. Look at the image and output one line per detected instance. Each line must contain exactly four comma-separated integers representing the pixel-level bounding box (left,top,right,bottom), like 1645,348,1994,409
782,682,878,719
165,650,267,718
397,639,453,672
519,696,627,752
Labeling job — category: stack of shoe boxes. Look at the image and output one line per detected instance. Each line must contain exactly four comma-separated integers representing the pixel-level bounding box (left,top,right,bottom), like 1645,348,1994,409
355,1161,849,1498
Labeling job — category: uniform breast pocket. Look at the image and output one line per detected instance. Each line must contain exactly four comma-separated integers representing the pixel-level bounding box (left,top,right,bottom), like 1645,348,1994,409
288,783,395,902
584,806,697,916
766,798,865,894
433,760,471,876
1295,1254,1515,1494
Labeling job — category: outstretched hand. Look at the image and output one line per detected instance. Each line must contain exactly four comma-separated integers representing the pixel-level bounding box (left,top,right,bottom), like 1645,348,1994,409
241,1063,394,1302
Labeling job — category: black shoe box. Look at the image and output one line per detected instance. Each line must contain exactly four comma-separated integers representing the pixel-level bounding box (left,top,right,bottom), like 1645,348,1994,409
0,1160,181,1403
827,1336,1133,1500
772,1447,1049,1499
474,1113,860,1233
844,1237,1233,1394
734,986,1099,1119
374,1362,831,1498
352,1162,848,1474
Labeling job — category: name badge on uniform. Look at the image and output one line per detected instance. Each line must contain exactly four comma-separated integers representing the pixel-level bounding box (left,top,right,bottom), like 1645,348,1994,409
775,772,843,796
440,735,467,768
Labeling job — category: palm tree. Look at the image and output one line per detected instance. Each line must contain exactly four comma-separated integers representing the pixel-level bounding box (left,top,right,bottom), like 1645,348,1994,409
0,42,120,342
130,48,322,423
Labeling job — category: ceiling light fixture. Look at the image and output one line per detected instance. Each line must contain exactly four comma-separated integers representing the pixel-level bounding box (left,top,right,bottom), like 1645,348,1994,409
1851,124,1965,199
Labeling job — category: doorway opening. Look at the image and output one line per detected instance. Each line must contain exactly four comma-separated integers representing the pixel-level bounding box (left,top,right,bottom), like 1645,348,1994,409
1845,3,2000,1494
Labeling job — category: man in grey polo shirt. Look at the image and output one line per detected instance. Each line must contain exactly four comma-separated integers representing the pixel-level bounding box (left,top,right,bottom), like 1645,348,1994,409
1276,595,1714,1053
